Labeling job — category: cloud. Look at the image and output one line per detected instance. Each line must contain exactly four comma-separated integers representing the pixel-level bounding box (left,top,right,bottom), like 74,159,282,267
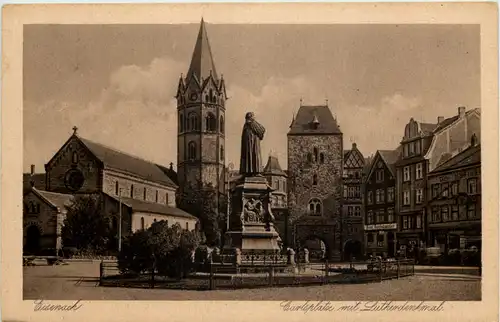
24,56,428,174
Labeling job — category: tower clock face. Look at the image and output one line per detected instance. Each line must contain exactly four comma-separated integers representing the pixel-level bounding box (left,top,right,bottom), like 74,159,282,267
64,169,85,191
189,92,198,101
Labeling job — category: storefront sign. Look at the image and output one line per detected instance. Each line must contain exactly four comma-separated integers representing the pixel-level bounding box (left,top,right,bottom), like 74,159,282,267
364,223,397,231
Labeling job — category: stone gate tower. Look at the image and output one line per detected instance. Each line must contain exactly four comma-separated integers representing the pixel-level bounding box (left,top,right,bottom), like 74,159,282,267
176,19,227,209
287,102,344,260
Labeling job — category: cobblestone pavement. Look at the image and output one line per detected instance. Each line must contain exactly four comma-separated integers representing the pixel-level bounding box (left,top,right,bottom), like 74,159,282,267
23,262,481,301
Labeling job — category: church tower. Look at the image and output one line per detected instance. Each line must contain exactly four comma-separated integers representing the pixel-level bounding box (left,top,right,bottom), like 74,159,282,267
176,19,227,211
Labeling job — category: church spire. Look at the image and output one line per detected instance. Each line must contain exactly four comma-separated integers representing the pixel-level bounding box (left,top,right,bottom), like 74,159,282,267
186,18,218,83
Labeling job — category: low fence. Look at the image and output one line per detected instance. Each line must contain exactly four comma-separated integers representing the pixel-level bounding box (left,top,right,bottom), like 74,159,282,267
98,258,415,290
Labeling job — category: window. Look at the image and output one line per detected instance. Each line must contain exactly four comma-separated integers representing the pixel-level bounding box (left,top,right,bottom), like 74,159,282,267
130,184,134,198
403,166,410,181
354,206,361,217
375,189,380,203
180,114,184,132
308,198,322,215
409,142,415,155
467,178,478,194
185,222,189,230
72,151,78,164
367,211,374,224
348,206,353,217
367,191,373,205
416,189,423,204
451,205,459,221
415,140,421,154
416,215,422,229
143,187,147,200
155,190,158,203
220,116,225,134
402,216,408,229
387,187,395,202
355,186,361,198
432,184,440,199
343,186,348,198
313,147,319,162
348,187,355,198
467,204,476,219
432,207,441,223
459,205,468,220
377,233,384,247
441,183,449,197
220,145,225,160
376,169,384,182
451,181,459,196
441,206,449,222
205,112,216,132
140,217,145,230
367,233,374,243
387,208,394,222
115,181,119,195
404,145,409,157
407,216,414,229
320,153,325,164
312,174,318,186
403,190,410,206
188,141,197,160
188,113,199,131
416,163,423,179
376,210,385,223
166,193,169,205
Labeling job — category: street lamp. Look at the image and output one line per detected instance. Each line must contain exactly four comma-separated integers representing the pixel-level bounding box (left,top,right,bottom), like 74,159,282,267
118,188,123,253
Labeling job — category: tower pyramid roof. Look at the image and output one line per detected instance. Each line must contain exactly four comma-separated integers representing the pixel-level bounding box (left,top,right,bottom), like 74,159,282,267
186,18,218,83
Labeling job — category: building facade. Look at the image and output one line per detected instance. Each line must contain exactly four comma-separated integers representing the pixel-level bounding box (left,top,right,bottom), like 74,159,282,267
341,143,365,260
395,107,480,250
263,155,289,247
364,149,400,257
287,103,343,260
176,19,227,214
427,138,481,253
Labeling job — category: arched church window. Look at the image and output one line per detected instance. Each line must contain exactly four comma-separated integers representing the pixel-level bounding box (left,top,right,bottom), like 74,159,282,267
205,113,216,132
188,141,197,160
130,185,134,198
188,113,199,131
313,147,319,162
115,181,119,195
140,217,145,230
308,198,322,215
312,174,318,186
320,153,325,164
72,152,78,164
220,116,225,134
220,145,225,160
209,89,214,103
143,187,147,200
179,114,184,132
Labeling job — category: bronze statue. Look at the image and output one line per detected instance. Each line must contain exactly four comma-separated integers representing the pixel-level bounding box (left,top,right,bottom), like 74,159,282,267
240,112,265,176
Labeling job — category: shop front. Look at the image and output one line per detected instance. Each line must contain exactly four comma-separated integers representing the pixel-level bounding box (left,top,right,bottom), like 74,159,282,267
428,221,481,253
364,223,397,258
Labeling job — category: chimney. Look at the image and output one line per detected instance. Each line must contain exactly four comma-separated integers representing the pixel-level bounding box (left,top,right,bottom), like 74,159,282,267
458,106,466,118
352,142,357,149
437,116,444,124
169,162,174,171
30,164,35,175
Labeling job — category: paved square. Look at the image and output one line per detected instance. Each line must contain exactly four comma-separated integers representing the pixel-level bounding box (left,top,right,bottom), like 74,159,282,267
23,262,481,301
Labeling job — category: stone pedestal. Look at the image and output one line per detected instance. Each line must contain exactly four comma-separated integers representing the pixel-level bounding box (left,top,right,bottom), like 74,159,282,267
223,175,281,252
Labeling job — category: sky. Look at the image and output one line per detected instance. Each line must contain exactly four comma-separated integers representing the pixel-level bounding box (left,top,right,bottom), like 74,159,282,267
23,23,480,172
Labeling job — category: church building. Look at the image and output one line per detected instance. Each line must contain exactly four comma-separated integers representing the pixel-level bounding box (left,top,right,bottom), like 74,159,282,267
287,102,344,261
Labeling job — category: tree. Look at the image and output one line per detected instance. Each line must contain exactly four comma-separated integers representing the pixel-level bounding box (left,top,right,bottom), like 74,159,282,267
118,221,201,279
177,181,225,247
61,194,112,254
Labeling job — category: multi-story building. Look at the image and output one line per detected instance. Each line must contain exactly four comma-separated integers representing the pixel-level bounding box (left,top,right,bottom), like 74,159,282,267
364,149,401,257
176,18,227,214
395,106,480,250
427,135,481,253
341,143,365,260
287,102,343,260
263,155,289,246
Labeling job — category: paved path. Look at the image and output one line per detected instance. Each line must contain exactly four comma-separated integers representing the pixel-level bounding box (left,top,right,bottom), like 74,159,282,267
23,262,481,301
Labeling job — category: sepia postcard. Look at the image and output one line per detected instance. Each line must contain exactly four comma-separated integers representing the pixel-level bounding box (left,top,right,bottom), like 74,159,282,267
1,3,498,322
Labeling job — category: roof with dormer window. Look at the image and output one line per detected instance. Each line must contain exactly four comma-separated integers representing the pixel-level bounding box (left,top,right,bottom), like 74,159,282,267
288,105,342,135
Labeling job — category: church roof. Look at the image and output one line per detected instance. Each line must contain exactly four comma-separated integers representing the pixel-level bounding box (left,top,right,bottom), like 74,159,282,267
431,144,480,174
29,188,74,212
288,105,342,135
78,136,177,188
119,196,198,220
186,19,218,83
263,155,287,176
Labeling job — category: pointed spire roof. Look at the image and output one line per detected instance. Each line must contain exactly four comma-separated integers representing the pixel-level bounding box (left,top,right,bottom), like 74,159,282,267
186,19,218,83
